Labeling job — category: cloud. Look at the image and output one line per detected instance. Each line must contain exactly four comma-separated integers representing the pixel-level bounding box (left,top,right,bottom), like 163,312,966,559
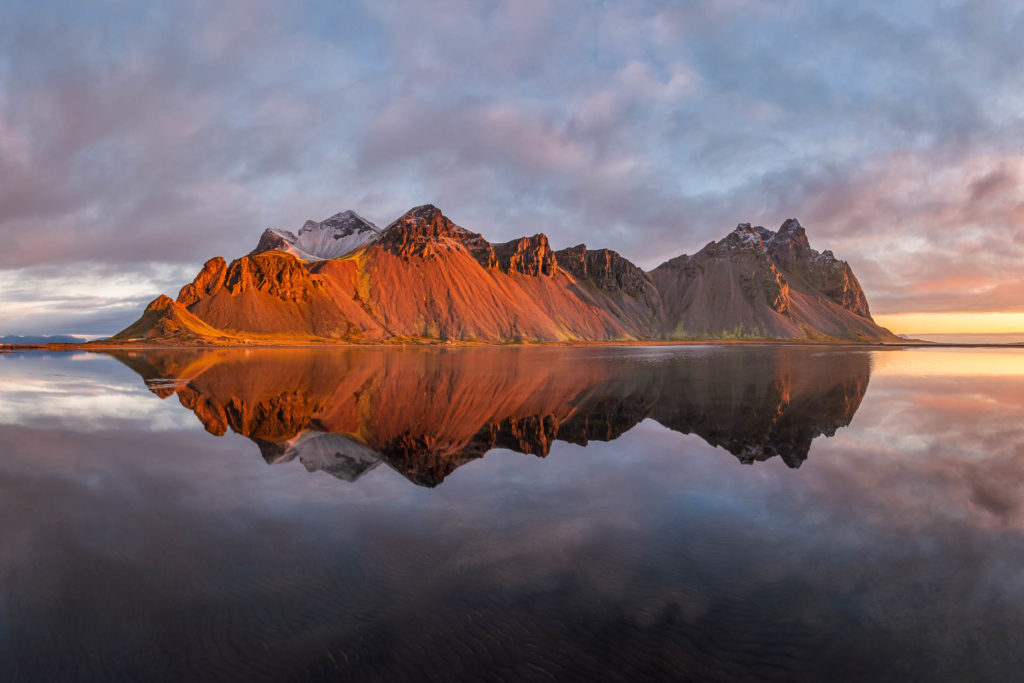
0,262,195,336
2,0,1024,333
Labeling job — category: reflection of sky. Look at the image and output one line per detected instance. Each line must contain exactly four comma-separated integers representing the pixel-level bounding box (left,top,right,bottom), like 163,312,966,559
0,352,198,430
2,348,1024,678
871,346,1024,377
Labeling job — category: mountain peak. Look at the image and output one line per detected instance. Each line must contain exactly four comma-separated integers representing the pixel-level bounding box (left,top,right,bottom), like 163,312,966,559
767,218,812,262
317,209,379,233
253,209,380,261
778,218,803,234
399,204,444,224
379,205,481,259
147,294,177,313
727,222,765,245
382,205,461,236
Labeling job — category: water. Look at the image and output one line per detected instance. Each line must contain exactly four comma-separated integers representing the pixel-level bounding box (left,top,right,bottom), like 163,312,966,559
1,345,1022,681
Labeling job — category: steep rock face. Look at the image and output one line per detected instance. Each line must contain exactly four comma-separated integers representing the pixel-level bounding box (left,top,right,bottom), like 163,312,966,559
222,251,317,302
804,252,871,318
178,251,386,341
177,257,227,307
765,218,812,268
464,236,498,269
180,251,322,306
698,224,791,314
555,243,665,338
376,204,477,259
554,244,587,280
765,219,871,318
556,244,655,297
491,234,555,277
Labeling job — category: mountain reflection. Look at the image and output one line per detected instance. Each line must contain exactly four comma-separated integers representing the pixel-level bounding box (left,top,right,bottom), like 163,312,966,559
109,347,871,487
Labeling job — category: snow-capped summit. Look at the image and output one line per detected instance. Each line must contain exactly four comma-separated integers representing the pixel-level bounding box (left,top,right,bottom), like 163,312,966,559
252,210,381,261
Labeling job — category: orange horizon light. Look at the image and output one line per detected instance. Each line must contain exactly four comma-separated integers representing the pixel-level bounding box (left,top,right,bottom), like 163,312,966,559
873,312,1024,335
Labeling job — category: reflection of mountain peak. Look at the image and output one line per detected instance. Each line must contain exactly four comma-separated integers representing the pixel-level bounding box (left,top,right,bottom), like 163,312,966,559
109,347,870,486
255,432,382,482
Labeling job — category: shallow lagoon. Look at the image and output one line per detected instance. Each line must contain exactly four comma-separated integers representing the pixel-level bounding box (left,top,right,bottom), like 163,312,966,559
1,346,1023,681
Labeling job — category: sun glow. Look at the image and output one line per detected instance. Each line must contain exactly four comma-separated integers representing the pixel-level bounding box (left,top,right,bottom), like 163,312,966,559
874,312,1024,336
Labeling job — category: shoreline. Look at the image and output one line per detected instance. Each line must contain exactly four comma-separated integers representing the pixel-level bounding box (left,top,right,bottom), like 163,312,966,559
4,339,1024,352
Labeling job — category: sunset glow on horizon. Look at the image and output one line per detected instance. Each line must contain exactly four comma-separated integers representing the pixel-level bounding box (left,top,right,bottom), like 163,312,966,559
874,313,1024,336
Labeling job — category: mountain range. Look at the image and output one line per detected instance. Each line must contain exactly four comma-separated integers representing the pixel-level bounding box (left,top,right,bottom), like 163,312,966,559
111,205,898,344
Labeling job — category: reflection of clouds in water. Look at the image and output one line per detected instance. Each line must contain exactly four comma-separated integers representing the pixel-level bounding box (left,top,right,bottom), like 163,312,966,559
795,371,1024,533
0,354,198,431
3,349,1024,678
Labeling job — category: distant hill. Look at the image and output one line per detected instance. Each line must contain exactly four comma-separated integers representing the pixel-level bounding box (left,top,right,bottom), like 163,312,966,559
110,345,872,486
1,335,83,345
109,204,898,345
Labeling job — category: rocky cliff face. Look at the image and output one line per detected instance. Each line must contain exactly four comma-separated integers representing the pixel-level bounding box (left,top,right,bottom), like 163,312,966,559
112,205,896,344
555,244,653,297
376,204,480,259
491,235,555,277
177,252,324,308
177,257,227,307
766,219,871,318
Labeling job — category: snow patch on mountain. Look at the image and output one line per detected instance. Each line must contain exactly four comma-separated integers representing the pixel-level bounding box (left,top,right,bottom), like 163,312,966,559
254,210,381,261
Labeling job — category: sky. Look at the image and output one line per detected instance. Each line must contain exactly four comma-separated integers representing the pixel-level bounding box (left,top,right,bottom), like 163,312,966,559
1,0,1023,337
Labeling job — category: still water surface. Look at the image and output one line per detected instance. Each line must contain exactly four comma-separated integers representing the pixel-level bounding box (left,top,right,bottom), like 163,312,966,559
1,346,1023,680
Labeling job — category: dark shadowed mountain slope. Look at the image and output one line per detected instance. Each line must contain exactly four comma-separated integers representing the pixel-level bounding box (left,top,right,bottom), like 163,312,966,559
649,220,897,341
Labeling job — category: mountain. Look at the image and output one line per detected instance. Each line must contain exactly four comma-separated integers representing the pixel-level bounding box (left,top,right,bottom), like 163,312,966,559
0,335,83,345
650,220,888,340
106,295,232,343
252,209,380,261
109,204,898,344
108,346,871,487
